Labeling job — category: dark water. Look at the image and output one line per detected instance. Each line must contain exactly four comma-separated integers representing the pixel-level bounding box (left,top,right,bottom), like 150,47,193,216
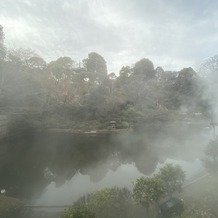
0,121,211,207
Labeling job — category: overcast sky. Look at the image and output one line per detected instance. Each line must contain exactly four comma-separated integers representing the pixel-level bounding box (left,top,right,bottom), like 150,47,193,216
0,0,218,73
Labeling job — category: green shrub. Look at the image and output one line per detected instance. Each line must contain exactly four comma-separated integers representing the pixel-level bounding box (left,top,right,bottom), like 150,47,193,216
87,187,133,218
121,105,143,124
121,121,130,129
68,187,134,218
116,120,130,129
62,204,95,218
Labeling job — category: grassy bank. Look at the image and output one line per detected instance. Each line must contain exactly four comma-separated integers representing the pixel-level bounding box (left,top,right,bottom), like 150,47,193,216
0,195,27,218
179,174,218,217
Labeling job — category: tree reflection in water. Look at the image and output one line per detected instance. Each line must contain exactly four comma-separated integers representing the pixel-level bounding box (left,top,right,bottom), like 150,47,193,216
0,122,209,203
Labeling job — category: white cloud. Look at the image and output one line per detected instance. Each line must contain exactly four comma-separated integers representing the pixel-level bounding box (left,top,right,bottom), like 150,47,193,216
0,0,218,73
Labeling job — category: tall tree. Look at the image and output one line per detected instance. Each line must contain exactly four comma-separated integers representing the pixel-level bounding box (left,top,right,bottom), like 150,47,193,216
6,48,41,70
83,52,108,84
0,25,6,60
26,56,47,70
88,187,132,218
133,58,156,80
133,176,165,217
159,163,185,197
116,66,132,87
175,67,197,95
47,56,75,80
172,67,198,109
83,52,107,75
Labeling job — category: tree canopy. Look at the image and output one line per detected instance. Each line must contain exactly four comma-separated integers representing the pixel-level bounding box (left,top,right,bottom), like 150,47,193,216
0,24,215,131
159,163,185,197
83,52,107,74
133,176,165,206
133,58,155,80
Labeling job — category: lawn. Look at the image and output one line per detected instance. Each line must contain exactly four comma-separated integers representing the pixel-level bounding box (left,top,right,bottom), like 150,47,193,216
179,174,218,217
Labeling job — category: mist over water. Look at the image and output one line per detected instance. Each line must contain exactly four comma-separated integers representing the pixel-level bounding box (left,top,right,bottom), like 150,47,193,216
34,163,143,206
1,1,218,218
0,119,212,206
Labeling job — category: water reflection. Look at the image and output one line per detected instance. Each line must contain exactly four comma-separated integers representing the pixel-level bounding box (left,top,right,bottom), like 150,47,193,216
34,158,204,206
33,163,143,206
0,122,211,204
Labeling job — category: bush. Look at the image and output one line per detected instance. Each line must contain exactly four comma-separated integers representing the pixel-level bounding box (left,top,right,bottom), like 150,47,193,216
121,121,130,129
62,204,95,218
121,105,143,124
88,187,132,218
67,187,134,218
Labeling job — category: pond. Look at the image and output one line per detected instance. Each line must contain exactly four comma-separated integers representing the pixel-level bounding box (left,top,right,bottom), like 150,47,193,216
33,158,204,207
0,121,212,214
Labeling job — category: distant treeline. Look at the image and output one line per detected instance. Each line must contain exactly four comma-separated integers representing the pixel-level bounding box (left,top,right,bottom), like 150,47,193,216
0,25,216,130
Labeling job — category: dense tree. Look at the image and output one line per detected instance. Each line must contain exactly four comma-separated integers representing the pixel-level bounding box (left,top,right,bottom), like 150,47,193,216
156,71,178,109
115,66,132,89
175,68,197,95
0,29,212,130
83,52,108,84
81,86,110,120
62,204,95,218
47,56,75,80
0,57,47,109
119,66,132,78
88,187,132,218
83,52,107,75
133,58,156,80
6,48,38,66
120,104,143,125
45,57,79,111
0,46,51,117
133,176,165,216
70,187,133,218
159,163,185,197
157,68,199,110
26,56,47,70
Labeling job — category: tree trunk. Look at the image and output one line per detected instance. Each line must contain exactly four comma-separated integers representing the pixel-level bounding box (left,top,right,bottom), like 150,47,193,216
145,205,150,218
154,202,160,217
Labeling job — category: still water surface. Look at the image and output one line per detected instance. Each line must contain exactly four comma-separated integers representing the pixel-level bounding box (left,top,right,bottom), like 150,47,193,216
34,159,203,206
0,123,210,207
